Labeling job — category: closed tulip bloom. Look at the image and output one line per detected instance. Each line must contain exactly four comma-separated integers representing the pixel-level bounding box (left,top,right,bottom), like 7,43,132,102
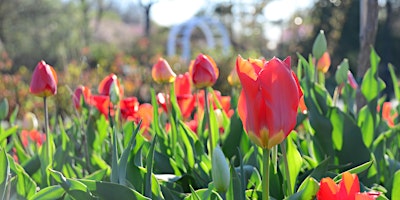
236,55,303,149
190,54,219,89
29,60,58,97
72,85,91,110
317,52,331,73
152,58,176,84
98,73,123,97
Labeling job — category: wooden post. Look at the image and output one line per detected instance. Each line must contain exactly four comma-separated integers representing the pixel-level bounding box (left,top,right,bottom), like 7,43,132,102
356,0,379,110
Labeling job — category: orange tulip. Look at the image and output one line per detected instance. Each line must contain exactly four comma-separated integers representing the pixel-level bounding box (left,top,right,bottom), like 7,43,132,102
29,60,58,97
236,55,302,149
98,73,123,97
72,85,91,110
317,172,379,200
152,57,176,84
381,102,398,127
317,52,331,73
190,54,219,89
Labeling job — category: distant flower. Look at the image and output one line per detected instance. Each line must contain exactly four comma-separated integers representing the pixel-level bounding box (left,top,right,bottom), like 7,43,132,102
29,60,58,97
98,73,123,97
227,67,240,87
21,129,46,148
317,52,331,73
22,112,38,131
190,54,219,89
152,58,176,84
317,172,379,200
236,55,302,149
72,85,91,110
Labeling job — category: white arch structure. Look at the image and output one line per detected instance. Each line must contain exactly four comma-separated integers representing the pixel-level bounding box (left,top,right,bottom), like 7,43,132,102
167,16,231,62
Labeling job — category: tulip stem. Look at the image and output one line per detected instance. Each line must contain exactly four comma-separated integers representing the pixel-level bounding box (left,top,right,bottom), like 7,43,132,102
204,88,213,155
281,141,292,196
43,96,51,186
262,148,270,200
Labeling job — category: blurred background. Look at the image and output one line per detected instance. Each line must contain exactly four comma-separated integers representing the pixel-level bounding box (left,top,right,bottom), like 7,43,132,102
0,0,399,118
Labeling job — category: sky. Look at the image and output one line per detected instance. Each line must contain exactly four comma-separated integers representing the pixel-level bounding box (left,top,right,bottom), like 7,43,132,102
114,0,316,48
115,0,315,27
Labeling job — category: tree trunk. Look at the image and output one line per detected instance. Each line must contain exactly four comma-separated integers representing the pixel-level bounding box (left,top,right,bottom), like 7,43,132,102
356,0,379,110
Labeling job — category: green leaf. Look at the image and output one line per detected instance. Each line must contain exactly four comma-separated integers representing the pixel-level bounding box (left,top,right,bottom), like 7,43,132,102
358,106,374,148
0,126,18,143
119,121,141,185
7,154,37,199
392,170,400,200
286,177,319,200
222,111,243,163
227,160,244,200
0,98,9,121
9,104,18,125
49,169,95,199
79,179,151,200
388,63,400,101
0,148,10,200
145,136,157,198
185,186,222,200
361,48,385,102
330,108,344,150
333,161,373,182
30,185,65,200
312,30,327,60
284,133,303,195
335,59,349,85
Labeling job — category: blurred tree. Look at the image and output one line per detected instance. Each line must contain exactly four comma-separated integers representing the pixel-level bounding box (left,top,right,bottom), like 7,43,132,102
0,0,87,70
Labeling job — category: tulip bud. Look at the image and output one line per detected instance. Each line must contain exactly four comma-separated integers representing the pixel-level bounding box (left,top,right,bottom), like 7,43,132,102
29,60,58,97
347,71,358,89
335,59,349,85
190,54,219,89
109,79,121,105
152,58,176,84
214,109,224,128
312,30,327,60
227,67,240,87
316,52,331,73
72,85,91,110
22,112,39,131
211,146,230,193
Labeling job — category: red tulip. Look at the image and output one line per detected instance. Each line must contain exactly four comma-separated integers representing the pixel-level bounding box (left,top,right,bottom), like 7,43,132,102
120,97,140,121
175,73,195,118
317,172,379,200
72,85,91,110
29,60,58,97
90,95,112,118
236,55,302,149
98,73,123,97
152,57,176,84
190,54,219,89
317,52,331,73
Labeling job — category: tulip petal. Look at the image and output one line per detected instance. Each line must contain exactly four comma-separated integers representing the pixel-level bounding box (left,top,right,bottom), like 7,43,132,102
317,177,339,200
258,58,300,137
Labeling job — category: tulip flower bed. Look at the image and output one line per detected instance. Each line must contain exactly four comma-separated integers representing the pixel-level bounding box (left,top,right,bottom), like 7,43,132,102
0,31,399,200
